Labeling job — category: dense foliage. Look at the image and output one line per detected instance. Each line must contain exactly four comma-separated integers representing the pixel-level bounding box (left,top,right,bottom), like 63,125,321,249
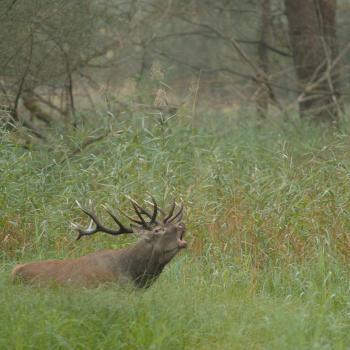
1,113,350,349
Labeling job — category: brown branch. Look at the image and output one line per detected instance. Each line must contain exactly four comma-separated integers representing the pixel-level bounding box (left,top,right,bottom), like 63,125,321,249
8,29,47,140
6,0,19,13
167,15,291,117
150,31,291,57
31,91,67,116
13,30,34,121
66,65,76,128
59,130,122,164
22,92,52,125
21,119,46,140
281,42,350,119
151,47,299,94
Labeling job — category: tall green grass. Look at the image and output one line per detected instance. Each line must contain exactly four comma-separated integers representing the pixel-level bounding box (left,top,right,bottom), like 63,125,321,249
1,112,350,349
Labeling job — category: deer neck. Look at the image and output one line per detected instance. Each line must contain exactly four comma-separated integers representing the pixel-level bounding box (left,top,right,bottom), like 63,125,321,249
122,239,165,288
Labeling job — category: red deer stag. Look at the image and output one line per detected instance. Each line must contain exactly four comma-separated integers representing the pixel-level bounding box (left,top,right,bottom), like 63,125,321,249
12,197,186,288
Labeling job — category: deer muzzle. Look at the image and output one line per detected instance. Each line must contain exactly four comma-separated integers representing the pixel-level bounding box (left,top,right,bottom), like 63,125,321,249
177,223,187,249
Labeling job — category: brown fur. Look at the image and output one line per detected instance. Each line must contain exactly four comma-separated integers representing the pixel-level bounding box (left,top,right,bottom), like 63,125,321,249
12,222,186,288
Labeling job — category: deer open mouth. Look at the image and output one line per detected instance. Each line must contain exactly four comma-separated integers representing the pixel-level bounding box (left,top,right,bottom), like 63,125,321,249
177,224,187,249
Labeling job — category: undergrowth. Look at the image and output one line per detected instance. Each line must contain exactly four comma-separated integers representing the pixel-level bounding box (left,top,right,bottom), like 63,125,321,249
1,112,350,349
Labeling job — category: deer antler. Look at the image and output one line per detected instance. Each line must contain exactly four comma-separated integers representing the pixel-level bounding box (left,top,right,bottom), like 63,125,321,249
163,200,176,223
126,195,160,225
72,196,163,240
166,202,184,223
72,196,186,241
72,201,133,240
143,197,183,224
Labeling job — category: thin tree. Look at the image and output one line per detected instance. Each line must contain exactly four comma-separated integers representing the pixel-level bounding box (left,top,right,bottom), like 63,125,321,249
284,0,341,123
256,0,271,118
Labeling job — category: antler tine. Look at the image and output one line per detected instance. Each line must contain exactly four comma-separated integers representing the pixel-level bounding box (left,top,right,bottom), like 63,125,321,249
71,221,99,241
175,207,184,222
102,205,133,233
126,195,160,225
163,200,176,223
117,207,144,226
167,202,184,223
130,201,150,228
73,201,133,240
149,195,158,224
145,199,166,216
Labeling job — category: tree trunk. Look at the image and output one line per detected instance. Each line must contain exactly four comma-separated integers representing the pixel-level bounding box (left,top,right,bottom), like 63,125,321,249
256,0,271,118
284,0,341,123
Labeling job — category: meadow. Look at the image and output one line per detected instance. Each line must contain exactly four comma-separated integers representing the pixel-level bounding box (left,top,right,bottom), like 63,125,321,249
1,111,350,349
